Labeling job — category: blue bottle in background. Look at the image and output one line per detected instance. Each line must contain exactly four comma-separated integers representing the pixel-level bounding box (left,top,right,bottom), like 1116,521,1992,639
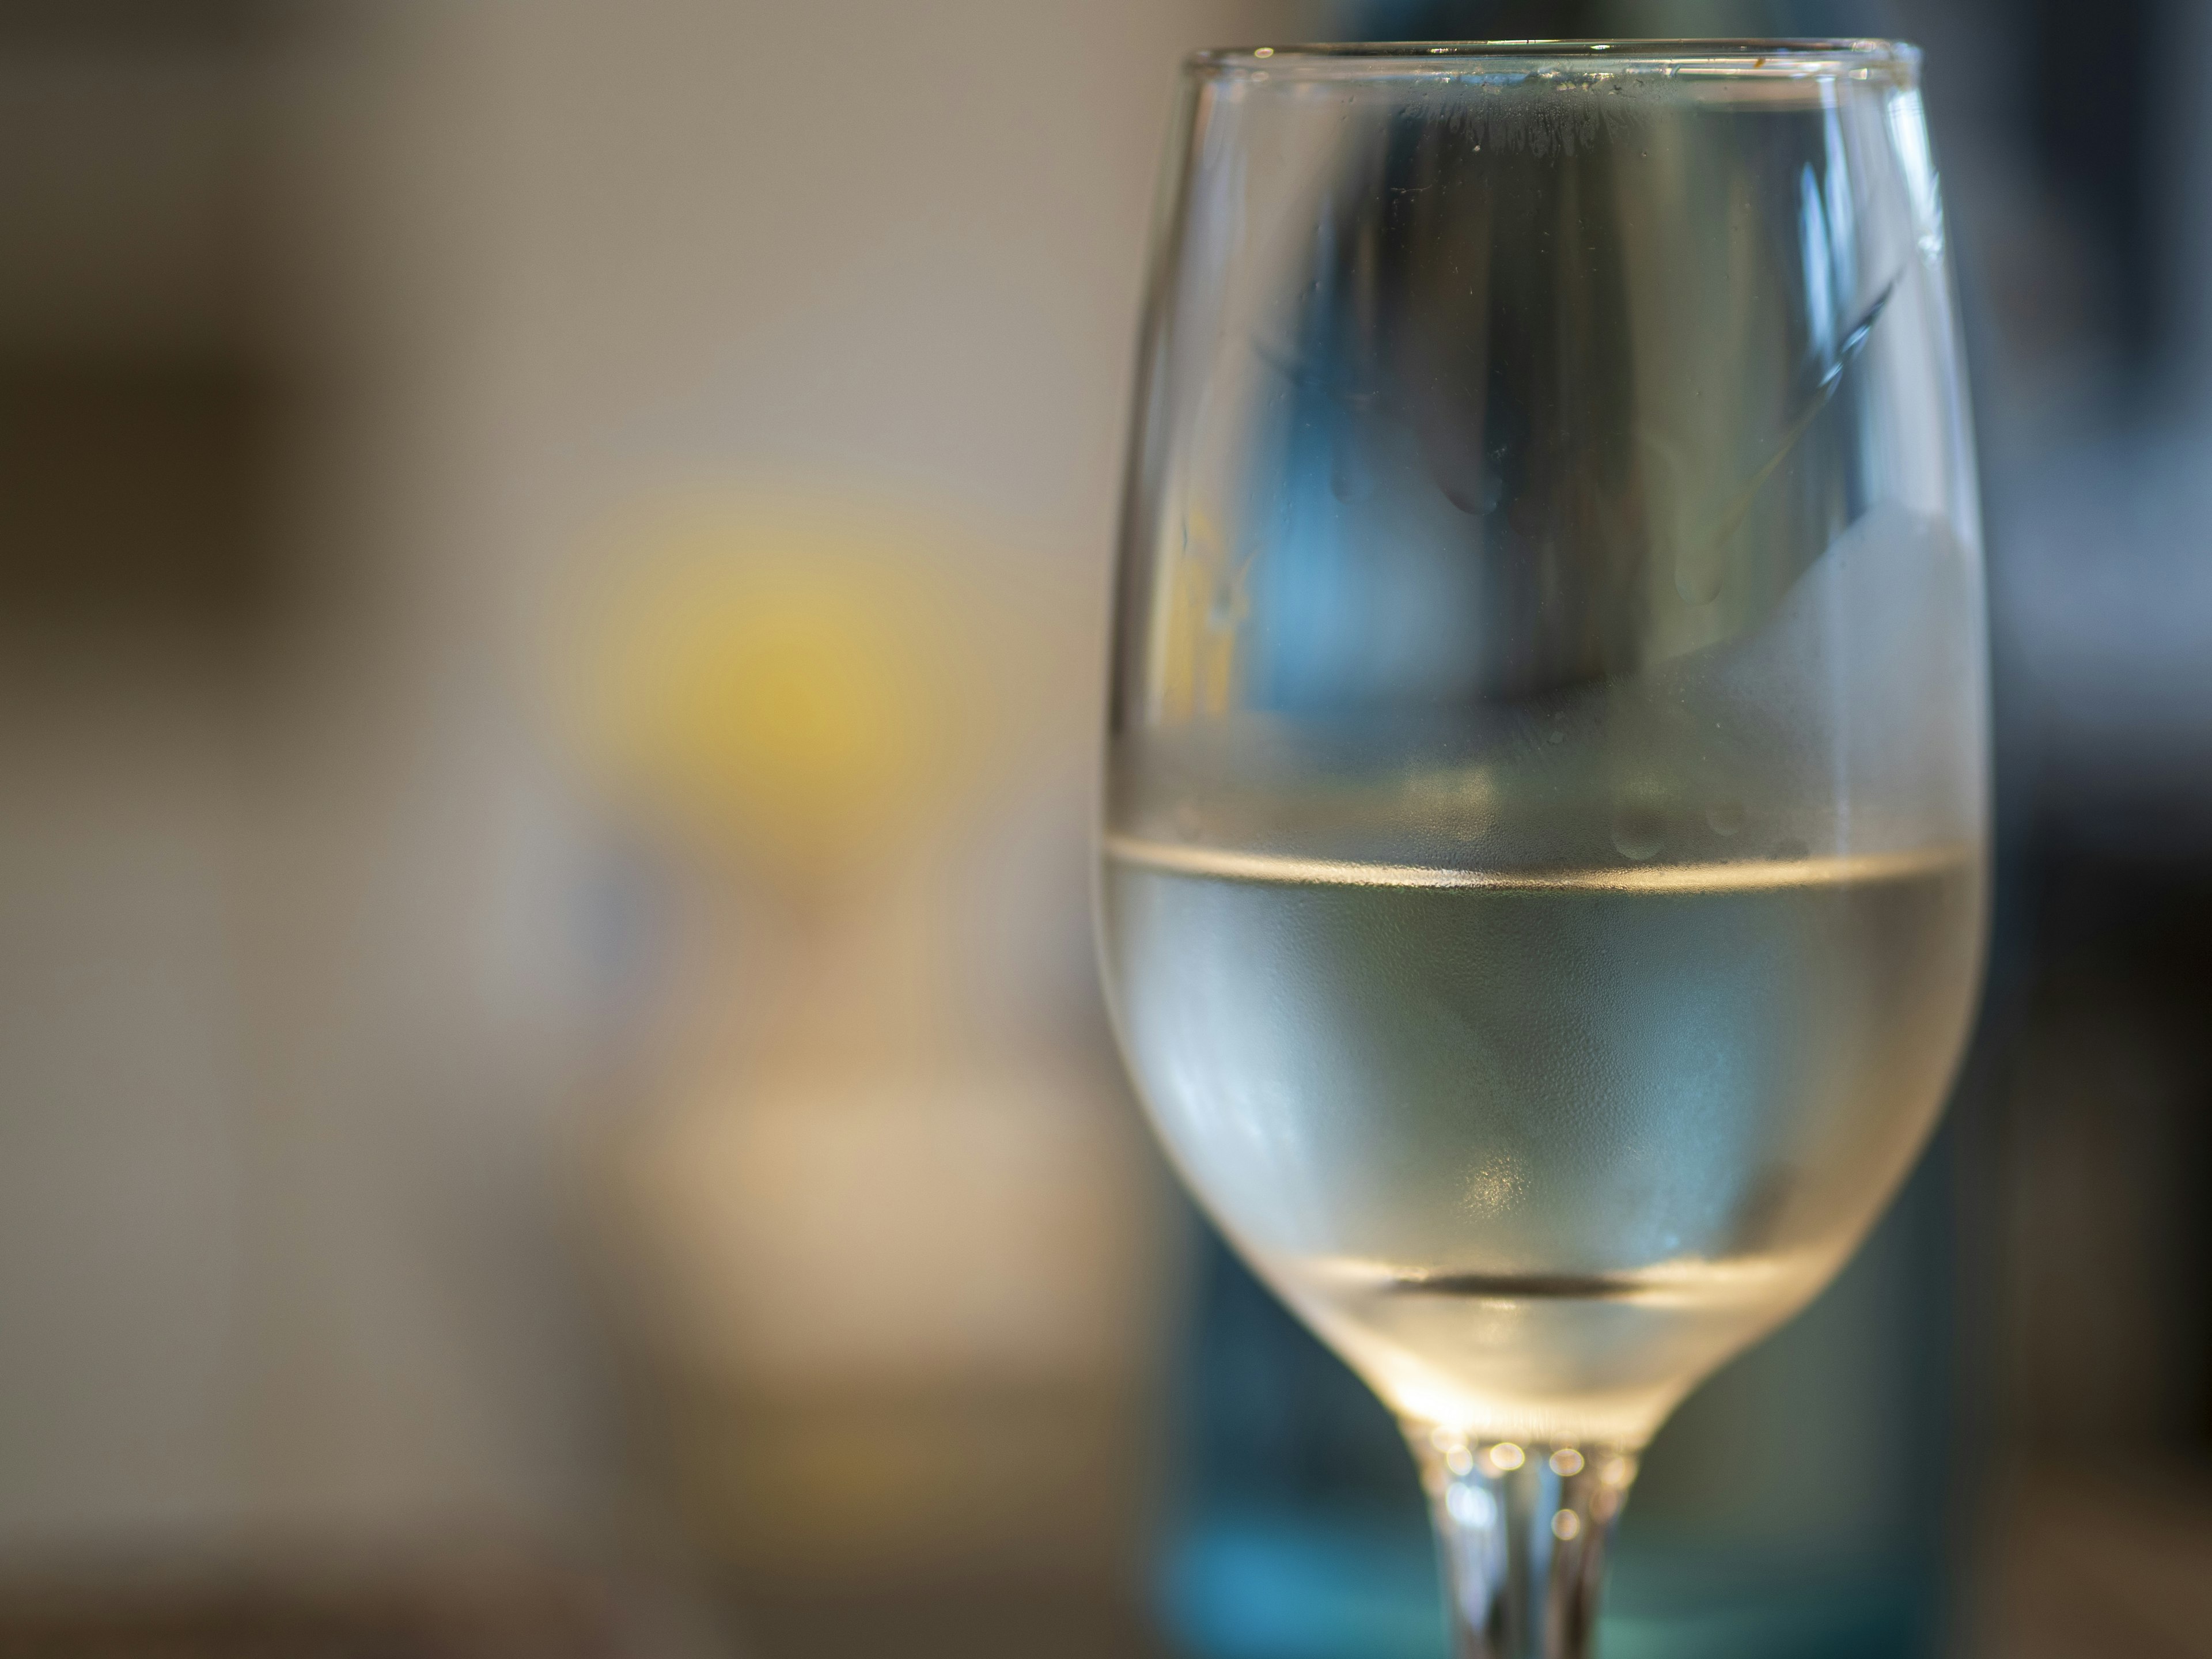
1155,1225,1442,1659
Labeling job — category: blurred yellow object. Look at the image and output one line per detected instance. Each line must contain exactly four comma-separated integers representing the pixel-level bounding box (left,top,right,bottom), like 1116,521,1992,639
562,486,1158,1588
565,494,991,876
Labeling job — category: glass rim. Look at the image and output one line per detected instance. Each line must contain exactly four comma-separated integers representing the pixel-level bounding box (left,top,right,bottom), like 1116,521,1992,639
1188,38,1920,79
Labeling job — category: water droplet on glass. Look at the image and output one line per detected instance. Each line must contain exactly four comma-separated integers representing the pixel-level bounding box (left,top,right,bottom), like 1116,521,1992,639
1439,473,1488,516
1675,550,1725,605
1706,801,1746,837
1612,800,1666,861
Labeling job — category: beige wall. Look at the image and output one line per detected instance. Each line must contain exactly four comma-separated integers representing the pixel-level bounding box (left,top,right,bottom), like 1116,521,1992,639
0,0,1324,1560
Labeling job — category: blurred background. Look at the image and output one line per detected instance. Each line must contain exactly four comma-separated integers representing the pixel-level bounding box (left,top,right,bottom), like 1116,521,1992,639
0,1,2205,1656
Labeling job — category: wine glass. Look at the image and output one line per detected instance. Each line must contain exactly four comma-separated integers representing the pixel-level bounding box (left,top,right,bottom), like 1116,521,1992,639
1095,39,1987,1658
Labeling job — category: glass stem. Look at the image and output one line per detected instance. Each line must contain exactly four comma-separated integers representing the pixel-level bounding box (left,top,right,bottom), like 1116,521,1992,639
1406,1427,1638,1659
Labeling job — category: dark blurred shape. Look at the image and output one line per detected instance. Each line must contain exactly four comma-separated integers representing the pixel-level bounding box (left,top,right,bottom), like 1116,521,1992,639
0,361,275,635
0,1557,635,1659
1945,0,2212,1485
2025,0,2160,368
2003,864,2212,1449
730,1587,1168,1659
0,0,274,47
0,0,286,649
1979,1463,2212,1659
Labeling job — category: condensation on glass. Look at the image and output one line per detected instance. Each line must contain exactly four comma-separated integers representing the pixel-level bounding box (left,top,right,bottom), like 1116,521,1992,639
1108,39,1982,878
